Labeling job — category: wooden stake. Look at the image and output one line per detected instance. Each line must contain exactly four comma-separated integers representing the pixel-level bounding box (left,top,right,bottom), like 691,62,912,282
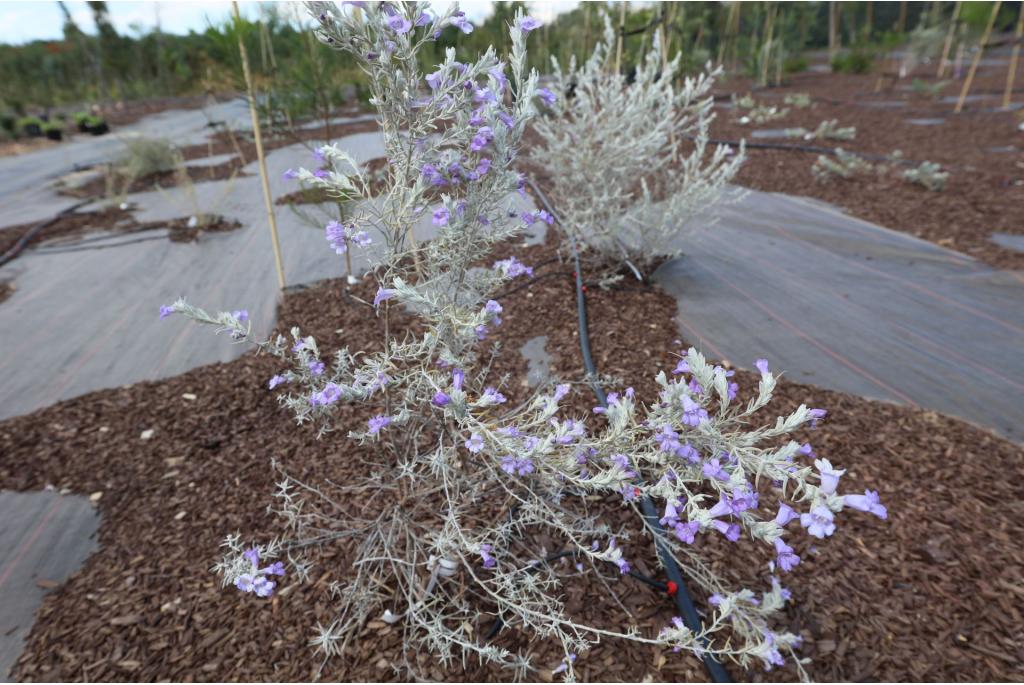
615,1,627,75
232,1,286,290
828,1,839,62
955,0,1002,114
938,1,962,78
1003,3,1023,109
895,0,908,33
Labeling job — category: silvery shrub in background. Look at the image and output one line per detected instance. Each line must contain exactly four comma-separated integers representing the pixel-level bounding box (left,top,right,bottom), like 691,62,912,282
163,2,884,680
531,14,745,279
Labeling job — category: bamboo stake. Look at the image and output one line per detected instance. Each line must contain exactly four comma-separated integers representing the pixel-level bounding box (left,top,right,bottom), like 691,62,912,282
828,1,839,62
232,1,286,290
1003,3,1023,109
938,1,962,78
615,1,627,75
955,0,1002,114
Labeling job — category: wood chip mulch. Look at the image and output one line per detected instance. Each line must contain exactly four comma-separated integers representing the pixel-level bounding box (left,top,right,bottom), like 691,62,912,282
0,206,241,268
710,65,1024,270
1,230,1021,682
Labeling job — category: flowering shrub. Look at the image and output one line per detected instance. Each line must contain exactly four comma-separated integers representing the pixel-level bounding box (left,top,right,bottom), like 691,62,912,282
162,2,883,680
531,15,745,279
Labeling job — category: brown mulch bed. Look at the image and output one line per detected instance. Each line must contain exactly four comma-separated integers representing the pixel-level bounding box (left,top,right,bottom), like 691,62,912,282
58,161,248,200
0,206,242,264
2,229,1022,681
178,116,379,164
0,279,13,304
710,65,1024,270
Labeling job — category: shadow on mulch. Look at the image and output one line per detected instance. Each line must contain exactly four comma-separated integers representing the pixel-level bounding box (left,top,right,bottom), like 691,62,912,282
0,206,242,265
1,230,1021,682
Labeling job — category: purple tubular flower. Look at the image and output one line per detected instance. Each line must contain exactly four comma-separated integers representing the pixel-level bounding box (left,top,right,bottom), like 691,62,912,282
373,287,396,308
283,168,299,180
475,157,491,176
497,111,515,128
493,256,533,278
755,358,770,375
432,390,451,407
235,573,255,593
774,503,799,527
432,206,450,226
707,496,734,519
518,16,542,33
660,499,681,527
465,433,484,453
315,383,342,406
449,11,473,33
711,519,741,542
426,70,443,90
233,309,249,322
326,220,348,254
674,520,700,544
681,395,709,426
252,576,276,598
677,442,700,463
702,457,729,482
800,505,836,538
808,407,828,427
470,126,493,151
367,415,391,434
452,368,464,390
479,543,496,569
243,547,260,567
773,537,801,572
553,384,570,401
308,360,325,376
159,304,175,319
536,87,556,106
482,387,506,404
843,489,888,519
313,169,329,179
673,358,691,374
263,561,286,576
386,13,412,34
814,458,846,495
488,63,508,93
415,11,432,27
268,374,287,390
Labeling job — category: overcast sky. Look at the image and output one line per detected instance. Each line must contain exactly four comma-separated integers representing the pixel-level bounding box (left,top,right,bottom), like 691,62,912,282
0,1,582,45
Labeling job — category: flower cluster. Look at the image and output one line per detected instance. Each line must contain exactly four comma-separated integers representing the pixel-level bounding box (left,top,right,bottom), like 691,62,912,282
166,3,885,681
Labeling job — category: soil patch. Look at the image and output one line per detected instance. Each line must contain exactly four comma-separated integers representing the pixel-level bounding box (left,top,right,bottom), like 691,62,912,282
58,161,247,200
2,229,1021,682
0,279,13,304
0,206,242,265
709,66,1024,269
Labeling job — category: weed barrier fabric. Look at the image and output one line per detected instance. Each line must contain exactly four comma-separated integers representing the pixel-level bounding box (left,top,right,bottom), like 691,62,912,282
652,188,1024,444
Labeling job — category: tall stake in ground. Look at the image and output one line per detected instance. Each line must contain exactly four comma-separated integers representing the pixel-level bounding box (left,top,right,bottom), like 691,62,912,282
938,1,962,78
955,0,1002,114
232,1,286,290
1004,3,1023,109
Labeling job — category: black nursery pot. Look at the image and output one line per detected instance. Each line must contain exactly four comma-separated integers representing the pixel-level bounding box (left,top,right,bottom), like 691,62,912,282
87,122,110,136
23,123,42,137
45,129,63,141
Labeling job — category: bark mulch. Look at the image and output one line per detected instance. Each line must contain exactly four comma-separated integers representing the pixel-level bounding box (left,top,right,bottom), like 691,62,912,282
0,206,241,266
0,279,13,304
1,232,1022,682
58,162,249,200
711,67,1024,270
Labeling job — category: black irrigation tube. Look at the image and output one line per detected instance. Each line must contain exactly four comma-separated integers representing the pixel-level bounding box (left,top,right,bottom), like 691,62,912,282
527,180,731,683
0,197,96,268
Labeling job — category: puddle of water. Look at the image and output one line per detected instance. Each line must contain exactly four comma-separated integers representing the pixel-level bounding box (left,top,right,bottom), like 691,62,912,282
905,118,946,126
520,335,553,388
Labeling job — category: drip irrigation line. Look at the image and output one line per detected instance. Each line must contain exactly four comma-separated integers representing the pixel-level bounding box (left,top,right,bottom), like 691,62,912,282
0,198,96,268
526,178,731,683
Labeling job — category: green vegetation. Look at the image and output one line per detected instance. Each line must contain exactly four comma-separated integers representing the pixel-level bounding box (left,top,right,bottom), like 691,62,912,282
1,1,1018,129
